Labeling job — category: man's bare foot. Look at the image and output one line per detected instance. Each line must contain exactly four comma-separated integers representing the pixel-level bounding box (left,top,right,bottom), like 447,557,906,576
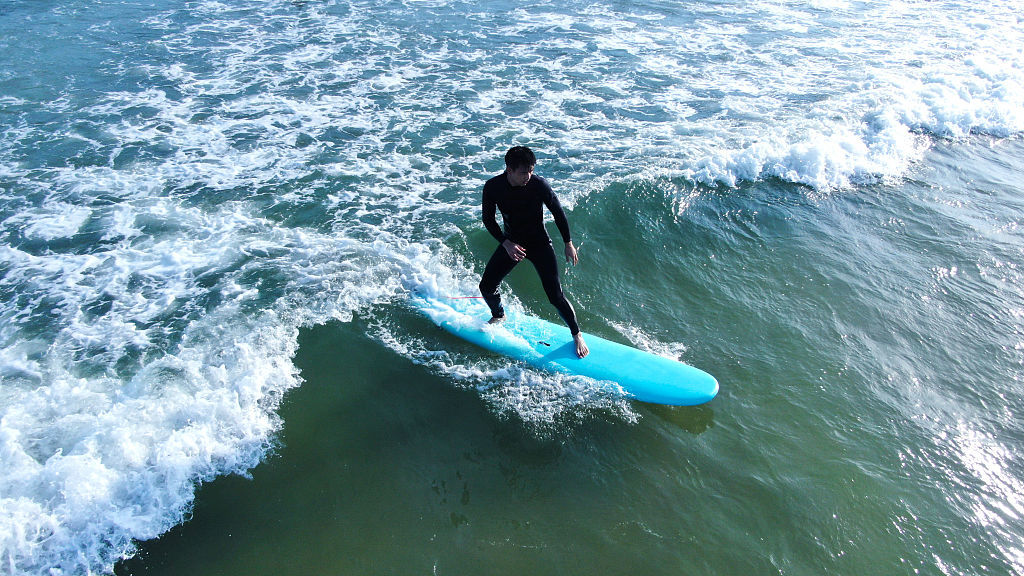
488,315,506,325
573,333,589,358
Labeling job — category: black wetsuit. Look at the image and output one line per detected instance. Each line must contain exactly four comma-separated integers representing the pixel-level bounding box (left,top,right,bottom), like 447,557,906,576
478,173,581,335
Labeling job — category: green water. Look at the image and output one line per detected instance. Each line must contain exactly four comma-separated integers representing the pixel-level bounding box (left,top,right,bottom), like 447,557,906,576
117,141,1024,575
5,2,1023,574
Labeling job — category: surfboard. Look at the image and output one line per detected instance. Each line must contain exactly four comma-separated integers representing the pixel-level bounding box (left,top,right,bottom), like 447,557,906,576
412,295,718,406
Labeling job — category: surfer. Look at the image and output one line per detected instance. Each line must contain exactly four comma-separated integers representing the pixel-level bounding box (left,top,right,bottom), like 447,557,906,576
479,146,590,359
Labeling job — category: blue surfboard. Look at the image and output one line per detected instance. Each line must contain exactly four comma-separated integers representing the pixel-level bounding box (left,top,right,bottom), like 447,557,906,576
412,295,718,406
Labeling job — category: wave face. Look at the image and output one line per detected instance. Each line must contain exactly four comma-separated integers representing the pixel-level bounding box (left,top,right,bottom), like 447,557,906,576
1,0,1022,574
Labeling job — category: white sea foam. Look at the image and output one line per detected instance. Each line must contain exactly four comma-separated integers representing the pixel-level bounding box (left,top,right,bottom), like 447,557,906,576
371,315,638,430
0,305,303,575
0,207,437,574
12,203,92,241
607,321,689,362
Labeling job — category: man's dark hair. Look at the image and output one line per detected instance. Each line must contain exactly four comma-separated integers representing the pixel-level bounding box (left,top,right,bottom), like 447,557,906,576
504,146,536,170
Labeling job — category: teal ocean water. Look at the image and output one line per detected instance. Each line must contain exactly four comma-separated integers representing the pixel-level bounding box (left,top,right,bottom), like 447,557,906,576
2,1,1023,574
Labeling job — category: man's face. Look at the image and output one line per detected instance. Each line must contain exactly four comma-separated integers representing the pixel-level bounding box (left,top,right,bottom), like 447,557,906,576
505,164,534,187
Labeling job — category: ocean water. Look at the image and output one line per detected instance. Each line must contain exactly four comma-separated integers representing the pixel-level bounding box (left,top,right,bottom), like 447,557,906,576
1,0,1022,574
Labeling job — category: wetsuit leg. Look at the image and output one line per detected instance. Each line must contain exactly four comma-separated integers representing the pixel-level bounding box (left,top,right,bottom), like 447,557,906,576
479,245,518,319
526,242,581,335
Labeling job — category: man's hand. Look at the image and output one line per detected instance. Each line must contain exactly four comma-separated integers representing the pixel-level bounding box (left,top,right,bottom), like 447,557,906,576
564,241,579,266
503,239,526,262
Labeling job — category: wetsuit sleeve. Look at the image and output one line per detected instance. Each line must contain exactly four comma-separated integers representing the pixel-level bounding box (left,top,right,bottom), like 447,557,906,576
482,185,505,243
541,181,572,243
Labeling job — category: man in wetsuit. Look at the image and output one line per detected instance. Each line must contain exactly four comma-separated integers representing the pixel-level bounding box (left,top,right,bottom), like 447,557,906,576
479,146,589,359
